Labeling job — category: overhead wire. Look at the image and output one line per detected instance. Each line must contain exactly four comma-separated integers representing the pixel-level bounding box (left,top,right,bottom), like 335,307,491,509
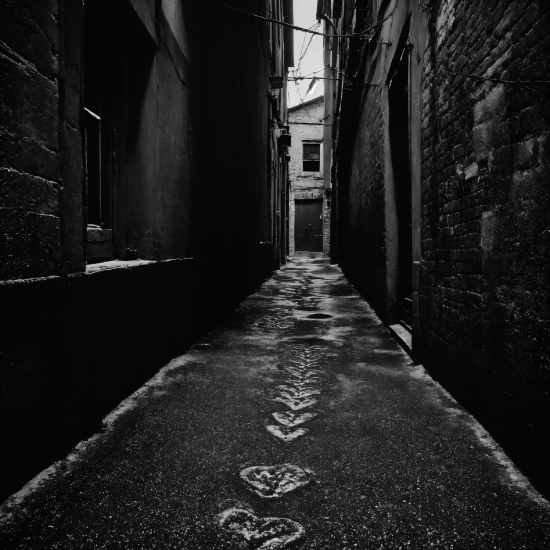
296,67,326,80
292,65,348,85
291,22,321,102
288,21,316,115
290,76,342,81
204,0,394,40
296,22,320,73
297,27,319,72
209,0,401,113
205,0,399,91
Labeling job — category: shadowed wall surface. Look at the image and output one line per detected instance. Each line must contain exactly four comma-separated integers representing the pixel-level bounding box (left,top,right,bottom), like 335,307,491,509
332,0,549,497
0,0,289,501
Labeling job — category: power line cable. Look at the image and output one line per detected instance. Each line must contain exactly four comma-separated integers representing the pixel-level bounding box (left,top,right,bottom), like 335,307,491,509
290,76,342,81
293,25,321,102
296,22,319,74
296,25,320,75
204,0,395,40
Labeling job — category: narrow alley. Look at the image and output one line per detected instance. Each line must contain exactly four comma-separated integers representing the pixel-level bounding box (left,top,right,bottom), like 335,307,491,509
1,0,549,547
1,259,549,549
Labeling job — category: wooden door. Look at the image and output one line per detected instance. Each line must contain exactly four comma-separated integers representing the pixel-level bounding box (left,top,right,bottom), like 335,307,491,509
295,199,323,252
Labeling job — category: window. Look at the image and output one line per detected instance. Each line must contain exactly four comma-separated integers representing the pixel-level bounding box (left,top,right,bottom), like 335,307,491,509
84,0,118,238
303,143,321,172
84,107,102,226
83,0,155,264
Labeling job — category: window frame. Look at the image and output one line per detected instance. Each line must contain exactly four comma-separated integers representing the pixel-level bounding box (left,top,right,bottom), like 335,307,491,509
301,140,323,175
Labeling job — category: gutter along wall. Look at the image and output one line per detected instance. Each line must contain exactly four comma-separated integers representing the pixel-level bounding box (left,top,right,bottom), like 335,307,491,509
327,0,550,497
0,0,292,502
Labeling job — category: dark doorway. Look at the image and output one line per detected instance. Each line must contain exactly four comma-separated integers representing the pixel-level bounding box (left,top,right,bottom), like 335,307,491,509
295,199,323,252
388,41,412,331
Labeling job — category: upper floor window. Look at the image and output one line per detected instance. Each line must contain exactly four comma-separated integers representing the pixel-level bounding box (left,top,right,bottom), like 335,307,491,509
303,142,321,172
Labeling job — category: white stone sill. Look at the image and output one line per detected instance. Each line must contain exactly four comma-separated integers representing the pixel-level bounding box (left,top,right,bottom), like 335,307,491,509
86,257,193,274
86,260,154,274
0,258,194,284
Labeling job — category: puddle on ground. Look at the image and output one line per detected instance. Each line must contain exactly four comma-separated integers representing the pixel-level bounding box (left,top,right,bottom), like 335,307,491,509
306,313,333,319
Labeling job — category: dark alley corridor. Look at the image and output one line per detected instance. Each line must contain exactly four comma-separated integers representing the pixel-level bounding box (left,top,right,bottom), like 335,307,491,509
1,259,549,549
1,0,549,547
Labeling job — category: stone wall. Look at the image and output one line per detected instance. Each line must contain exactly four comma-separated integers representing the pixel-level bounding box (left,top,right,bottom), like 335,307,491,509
0,0,62,279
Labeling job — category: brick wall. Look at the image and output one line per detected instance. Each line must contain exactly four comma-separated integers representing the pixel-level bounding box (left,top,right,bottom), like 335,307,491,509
333,0,549,496
420,0,550,495
344,84,387,312
334,1,421,321
288,97,330,254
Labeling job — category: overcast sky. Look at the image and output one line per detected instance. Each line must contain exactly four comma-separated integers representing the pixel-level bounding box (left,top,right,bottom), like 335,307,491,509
287,0,324,108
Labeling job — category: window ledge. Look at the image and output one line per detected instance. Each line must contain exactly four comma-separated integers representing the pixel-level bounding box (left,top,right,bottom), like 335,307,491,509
0,259,193,283
86,260,154,274
85,257,194,274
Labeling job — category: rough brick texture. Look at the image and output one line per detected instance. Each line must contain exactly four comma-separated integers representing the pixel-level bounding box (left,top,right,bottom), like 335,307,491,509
0,0,62,279
420,0,550,494
331,0,391,316
333,0,549,496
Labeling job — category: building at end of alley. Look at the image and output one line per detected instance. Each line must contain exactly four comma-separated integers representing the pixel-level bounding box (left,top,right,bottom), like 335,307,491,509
288,96,331,257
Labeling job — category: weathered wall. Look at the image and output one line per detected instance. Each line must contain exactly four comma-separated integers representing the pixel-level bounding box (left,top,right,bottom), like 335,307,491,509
0,259,202,501
0,0,62,279
420,0,550,496
0,0,195,276
288,97,330,255
336,1,427,322
0,0,201,501
0,0,289,502
0,0,282,283
333,0,549,496
343,76,387,313
188,0,276,312
122,0,195,262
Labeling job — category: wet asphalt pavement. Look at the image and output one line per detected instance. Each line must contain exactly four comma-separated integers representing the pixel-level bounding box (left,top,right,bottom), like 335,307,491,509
1,258,550,549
